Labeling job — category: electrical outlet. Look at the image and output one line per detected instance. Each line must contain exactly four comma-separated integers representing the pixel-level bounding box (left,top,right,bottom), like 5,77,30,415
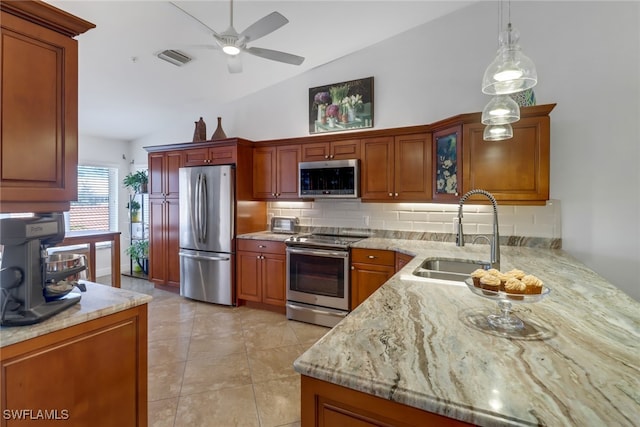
452,217,458,233
363,215,370,227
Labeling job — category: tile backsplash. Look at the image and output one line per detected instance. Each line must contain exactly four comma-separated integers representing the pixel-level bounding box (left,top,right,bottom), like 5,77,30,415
267,199,562,240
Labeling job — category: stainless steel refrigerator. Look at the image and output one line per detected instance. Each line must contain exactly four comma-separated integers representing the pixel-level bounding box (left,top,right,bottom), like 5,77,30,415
179,165,235,305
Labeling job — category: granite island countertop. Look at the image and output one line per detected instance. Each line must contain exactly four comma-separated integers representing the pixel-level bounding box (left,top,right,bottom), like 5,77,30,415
294,238,640,426
1,281,152,348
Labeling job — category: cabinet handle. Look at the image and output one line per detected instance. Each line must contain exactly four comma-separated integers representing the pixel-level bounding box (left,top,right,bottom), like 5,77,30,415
367,255,377,259
394,193,399,197
329,154,334,159
351,266,355,270
258,245,266,248
271,193,276,197
276,193,281,197
324,155,329,159
388,193,393,197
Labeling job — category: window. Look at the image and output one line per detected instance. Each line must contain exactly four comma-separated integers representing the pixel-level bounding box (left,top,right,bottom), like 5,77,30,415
69,166,118,231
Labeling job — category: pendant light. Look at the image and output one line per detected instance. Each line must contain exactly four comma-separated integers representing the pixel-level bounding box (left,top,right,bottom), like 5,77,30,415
481,94,520,125
481,1,537,95
483,123,513,141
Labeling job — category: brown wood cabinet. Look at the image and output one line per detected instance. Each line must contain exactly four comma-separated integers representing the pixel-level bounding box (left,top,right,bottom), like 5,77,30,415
396,252,415,272
462,105,552,204
1,304,148,427
350,248,396,310
301,139,361,161
236,239,286,309
148,151,182,291
183,144,237,167
0,1,94,213
253,145,301,199
301,375,472,427
360,134,432,202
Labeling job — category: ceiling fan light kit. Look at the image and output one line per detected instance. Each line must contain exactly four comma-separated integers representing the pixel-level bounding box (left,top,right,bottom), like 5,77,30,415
170,0,304,73
481,1,537,141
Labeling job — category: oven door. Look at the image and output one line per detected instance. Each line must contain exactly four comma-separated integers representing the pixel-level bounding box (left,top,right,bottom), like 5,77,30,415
286,247,349,311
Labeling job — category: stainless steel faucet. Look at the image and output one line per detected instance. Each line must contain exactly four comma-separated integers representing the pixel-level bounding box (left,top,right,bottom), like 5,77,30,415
456,189,500,270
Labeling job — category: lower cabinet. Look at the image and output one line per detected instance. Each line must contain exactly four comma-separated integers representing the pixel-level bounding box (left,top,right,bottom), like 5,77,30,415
1,305,148,427
396,252,415,271
350,248,396,310
237,239,286,309
148,196,180,291
301,375,472,427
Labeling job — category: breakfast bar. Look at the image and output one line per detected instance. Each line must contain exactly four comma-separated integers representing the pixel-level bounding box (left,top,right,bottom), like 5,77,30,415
294,238,640,426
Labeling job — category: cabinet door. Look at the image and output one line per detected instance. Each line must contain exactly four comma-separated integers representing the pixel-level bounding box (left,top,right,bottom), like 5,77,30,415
0,11,79,210
253,147,277,199
302,142,331,161
394,133,432,201
331,139,361,160
237,251,261,302
183,148,210,167
351,262,395,310
208,145,236,165
360,137,394,200
432,126,461,201
148,197,166,285
149,151,182,198
276,145,301,199
462,116,550,202
165,198,181,287
262,253,286,306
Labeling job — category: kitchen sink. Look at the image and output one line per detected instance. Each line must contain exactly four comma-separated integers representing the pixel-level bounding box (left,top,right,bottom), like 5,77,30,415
412,258,490,282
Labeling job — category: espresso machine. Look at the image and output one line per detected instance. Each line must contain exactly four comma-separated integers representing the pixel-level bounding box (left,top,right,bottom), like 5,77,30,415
0,213,86,326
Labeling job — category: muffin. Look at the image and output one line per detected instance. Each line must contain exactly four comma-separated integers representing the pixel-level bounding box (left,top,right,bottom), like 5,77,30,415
487,268,501,276
470,269,487,287
494,271,510,291
479,274,501,294
506,269,526,280
522,275,544,294
504,277,526,300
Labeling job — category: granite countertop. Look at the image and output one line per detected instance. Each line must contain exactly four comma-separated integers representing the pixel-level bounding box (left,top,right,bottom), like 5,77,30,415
1,281,152,348
236,231,295,242
294,238,640,426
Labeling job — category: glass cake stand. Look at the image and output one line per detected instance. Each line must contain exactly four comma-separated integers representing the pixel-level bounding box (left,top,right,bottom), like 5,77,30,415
464,278,551,331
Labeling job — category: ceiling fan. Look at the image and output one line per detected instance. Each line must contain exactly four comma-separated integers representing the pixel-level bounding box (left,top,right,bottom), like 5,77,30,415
170,0,305,73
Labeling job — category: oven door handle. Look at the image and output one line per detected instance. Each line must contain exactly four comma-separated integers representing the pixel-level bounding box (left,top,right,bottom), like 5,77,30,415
286,247,349,258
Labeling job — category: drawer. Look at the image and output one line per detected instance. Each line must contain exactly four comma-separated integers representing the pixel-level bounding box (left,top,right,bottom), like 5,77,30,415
351,249,395,266
237,239,285,254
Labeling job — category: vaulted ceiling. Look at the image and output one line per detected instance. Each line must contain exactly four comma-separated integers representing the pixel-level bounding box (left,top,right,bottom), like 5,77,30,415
48,1,475,141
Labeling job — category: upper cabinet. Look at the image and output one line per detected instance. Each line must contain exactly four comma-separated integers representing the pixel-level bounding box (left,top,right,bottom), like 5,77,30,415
301,139,361,161
360,133,432,202
253,144,301,200
183,144,237,167
0,1,94,213
462,104,553,204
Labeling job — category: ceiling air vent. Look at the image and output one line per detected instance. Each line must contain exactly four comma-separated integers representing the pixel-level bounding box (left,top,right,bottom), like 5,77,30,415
157,49,192,67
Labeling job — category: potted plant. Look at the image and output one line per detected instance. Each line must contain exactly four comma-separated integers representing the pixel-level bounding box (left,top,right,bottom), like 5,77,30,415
125,240,149,274
126,199,141,222
122,170,148,194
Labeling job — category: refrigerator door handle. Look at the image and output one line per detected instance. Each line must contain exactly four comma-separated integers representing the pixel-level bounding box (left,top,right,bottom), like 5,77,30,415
200,173,208,243
194,173,202,243
179,251,230,262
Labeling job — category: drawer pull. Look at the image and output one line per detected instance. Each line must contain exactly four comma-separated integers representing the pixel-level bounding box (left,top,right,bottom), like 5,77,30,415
367,255,377,259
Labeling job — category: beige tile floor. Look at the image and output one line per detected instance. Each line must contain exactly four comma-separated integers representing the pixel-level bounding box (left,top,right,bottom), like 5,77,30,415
100,275,330,427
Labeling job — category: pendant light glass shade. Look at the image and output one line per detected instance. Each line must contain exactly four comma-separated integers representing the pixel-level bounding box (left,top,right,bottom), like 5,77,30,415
483,123,513,141
481,95,520,125
482,23,537,95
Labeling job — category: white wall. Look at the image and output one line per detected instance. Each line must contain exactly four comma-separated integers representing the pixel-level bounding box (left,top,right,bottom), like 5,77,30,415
78,134,136,276
132,1,640,300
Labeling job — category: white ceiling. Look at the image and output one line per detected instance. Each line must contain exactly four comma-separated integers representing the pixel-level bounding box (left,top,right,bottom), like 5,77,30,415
48,1,475,141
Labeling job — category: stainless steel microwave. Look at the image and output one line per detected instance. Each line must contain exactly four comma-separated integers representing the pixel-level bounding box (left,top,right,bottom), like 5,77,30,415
298,159,359,198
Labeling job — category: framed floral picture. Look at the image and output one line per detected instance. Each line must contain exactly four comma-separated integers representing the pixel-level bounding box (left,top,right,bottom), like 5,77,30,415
309,77,374,134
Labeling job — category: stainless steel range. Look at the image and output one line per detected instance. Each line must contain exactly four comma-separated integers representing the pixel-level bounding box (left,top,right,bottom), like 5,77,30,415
285,233,366,327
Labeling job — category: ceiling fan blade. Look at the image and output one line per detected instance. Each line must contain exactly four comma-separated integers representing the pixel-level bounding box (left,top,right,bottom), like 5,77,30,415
169,1,219,37
239,12,288,42
227,54,243,73
244,46,304,65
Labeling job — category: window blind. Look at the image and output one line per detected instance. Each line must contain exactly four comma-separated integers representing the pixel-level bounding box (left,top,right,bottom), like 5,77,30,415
69,166,118,231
